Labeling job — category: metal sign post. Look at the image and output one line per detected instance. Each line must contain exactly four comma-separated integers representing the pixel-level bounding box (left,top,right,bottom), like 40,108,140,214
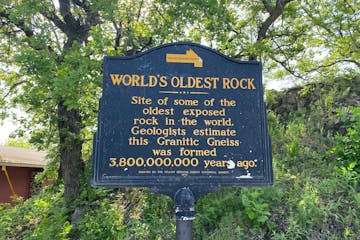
91,42,273,239
174,188,195,240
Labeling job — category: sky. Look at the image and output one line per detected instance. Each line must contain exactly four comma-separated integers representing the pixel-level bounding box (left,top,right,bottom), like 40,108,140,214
0,118,17,144
0,107,27,145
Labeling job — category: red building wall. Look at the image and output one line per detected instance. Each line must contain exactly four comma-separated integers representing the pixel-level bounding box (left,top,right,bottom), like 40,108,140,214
0,166,32,205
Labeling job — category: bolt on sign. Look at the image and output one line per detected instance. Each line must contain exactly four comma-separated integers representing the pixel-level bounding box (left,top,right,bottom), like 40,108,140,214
92,42,273,196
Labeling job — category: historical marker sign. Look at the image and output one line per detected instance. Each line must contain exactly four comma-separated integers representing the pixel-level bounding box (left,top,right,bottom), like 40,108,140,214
92,42,272,195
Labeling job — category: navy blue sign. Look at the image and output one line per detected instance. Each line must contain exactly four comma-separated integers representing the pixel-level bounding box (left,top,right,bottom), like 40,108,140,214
92,42,272,194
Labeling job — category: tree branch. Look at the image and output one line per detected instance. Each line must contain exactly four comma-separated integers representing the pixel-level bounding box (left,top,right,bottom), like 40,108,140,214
343,59,360,68
250,0,295,60
258,0,294,42
2,80,28,100
59,0,78,28
72,0,101,27
273,57,307,80
261,0,273,13
72,0,85,7
113,20,122,50
40,10,67,34
137,0,145,22
0,11,34,38
0,10,55,52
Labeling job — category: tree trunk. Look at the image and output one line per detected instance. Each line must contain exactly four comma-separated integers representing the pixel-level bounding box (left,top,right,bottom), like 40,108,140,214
58,101,84,201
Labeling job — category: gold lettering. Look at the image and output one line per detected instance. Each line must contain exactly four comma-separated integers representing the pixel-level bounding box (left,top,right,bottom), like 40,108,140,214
193,128,236,136
159,76,168,87
174,99,199,106
240,78,247,89
204,160,230,168
111,74,255,89
204,160,211,168
222,77,256,90
142,106,174,116
169,76,219,89
182,108,226,117
110,74,122,85
203,118,234,126
157,137,199,146
237,160,256,169
179,147,217,157
207,137,240,146
248,78,256,89
133,117,158,125
109,74,157,87
131,96,152,105
131,126,186,137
